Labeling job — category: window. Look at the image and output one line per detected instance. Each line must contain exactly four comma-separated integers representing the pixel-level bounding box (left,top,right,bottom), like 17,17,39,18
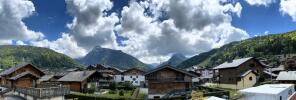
135,81,138,83
121,76,124,81
130,76,132,78
280,96,282,100
289,89,292,95
249,76,252,81
154,96,160,99
249,63,255,67
136,76,138,78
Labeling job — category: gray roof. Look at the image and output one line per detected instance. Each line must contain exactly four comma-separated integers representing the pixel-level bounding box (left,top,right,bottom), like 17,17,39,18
213,57,253,69
0,63,44,76
145,65,197,77
9,71,39,80
58,71,98,82
263,71,278,77
276,71,296,81
239,70,253,77
38,75,55,82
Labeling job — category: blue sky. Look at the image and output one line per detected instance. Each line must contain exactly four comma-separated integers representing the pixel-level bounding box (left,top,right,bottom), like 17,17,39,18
1,0,296,63
23,0,295,40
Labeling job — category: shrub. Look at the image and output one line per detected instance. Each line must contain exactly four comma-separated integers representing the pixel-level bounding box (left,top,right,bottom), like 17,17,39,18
108,90,117,94
119,89,124,96
123,82,135,90
109,81,117,91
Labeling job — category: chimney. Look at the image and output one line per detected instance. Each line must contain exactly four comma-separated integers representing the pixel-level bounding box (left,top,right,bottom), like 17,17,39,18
227,59,233,63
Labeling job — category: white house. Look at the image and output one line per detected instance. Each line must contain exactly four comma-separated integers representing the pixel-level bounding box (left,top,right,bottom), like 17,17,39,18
239,84,295,100
115,68,145,86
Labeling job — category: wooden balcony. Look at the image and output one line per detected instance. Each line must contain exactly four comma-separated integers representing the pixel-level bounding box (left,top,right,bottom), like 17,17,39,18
147,77,191,83
15,86,70,98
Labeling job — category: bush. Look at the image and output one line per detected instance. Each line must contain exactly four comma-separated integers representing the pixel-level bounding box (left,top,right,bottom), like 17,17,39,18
109,81,117,91
108,90,117,94
119,89,124,96
123,82,135,90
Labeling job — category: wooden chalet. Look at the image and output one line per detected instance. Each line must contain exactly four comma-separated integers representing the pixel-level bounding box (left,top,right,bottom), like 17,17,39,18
145,65,196,99
213,57,265,89
58,71,102,92
0,63,45,88
87,64,124,86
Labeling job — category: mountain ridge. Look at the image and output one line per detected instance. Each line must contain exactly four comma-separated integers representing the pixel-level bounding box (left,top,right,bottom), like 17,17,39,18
177,30,296,69
78,46,147,70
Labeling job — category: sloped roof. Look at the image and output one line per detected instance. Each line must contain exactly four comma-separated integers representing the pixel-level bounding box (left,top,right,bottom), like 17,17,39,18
58,71,99,82
145,65,196,77
263,71,278,77
238,70,257,77
38,75,55,82
123,68,145,74
276,71,296,81
0,63,44,76
213,57,253,69
239,84,294,95
9,71,39,80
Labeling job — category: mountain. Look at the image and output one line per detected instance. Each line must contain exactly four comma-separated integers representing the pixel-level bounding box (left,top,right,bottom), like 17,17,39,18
160,53,187,67
78,46,147,70
0,45,82,70
178,30,296,69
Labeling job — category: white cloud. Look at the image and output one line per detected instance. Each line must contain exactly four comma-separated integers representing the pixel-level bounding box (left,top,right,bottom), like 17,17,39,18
280,0,296,21
245,0,276,6
30,33,87,58
16,40,27,45
115,0,248,64
0,0,249,64
0,40,12,45
0,0,44,42
65,0,119,50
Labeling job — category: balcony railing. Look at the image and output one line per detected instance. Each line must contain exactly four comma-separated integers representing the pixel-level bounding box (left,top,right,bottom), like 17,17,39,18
147,77,190,82
15,86,70,98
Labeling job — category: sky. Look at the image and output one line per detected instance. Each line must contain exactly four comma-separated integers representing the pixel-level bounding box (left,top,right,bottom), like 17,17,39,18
0,0,296,64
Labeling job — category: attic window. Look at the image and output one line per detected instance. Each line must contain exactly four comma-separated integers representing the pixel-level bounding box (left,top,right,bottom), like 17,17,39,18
249,64,255,67
249,76,252,81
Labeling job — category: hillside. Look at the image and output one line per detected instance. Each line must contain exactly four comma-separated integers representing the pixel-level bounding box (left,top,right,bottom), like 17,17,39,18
178,30,296,68
0,45,82,70
78,46,147,70
160,53,187,67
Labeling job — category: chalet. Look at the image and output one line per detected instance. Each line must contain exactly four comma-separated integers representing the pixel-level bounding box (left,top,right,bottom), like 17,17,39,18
115,68,145,86
58,71,102,92
213,57,265,89
145,65,196,99
87,64,124,86
0,63,45,88
276,71,296,83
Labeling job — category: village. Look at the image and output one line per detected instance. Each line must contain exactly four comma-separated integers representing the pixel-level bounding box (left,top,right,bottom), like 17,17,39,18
0,54,295,100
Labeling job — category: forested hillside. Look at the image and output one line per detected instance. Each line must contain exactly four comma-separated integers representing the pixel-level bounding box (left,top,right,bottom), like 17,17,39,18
0,45,82,69
178,30,296,68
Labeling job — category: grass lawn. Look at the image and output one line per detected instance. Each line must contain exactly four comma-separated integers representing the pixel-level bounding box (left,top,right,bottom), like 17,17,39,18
67,89,145,100
100,89,133,99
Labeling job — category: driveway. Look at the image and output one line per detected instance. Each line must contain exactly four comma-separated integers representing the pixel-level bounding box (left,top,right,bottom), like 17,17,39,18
3,95,26,100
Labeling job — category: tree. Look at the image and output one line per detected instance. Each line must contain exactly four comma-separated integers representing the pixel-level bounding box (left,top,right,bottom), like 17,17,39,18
109,81,117,91
119,89,124,96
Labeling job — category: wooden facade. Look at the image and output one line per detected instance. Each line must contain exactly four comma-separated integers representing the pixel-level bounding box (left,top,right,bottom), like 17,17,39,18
0,64,45,88
217,58,264,84
145,66,195,98
58,71,102,92
123,68,145,76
